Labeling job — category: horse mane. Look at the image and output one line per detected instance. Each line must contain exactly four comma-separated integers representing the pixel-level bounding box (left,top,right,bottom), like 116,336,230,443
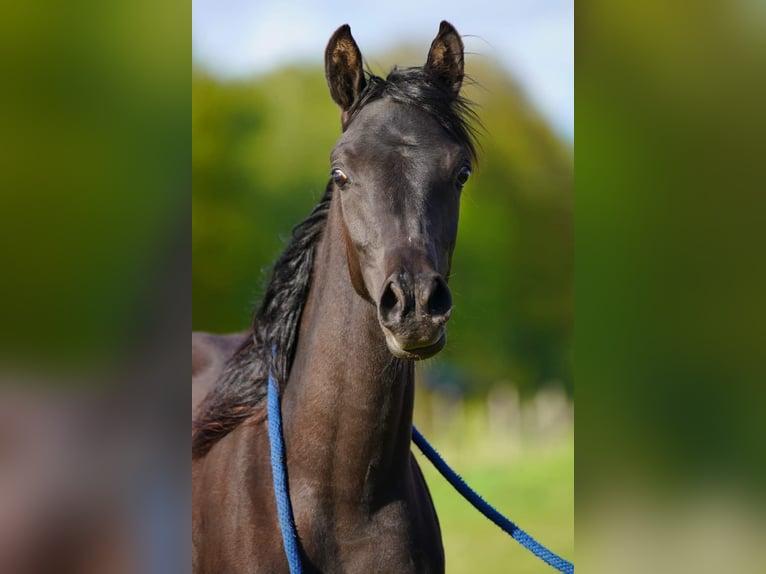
192,185,333,458
192,65,479,459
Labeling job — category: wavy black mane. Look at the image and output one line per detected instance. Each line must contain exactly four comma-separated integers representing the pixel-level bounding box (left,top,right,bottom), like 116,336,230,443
192,66,478,459
192,185,333,458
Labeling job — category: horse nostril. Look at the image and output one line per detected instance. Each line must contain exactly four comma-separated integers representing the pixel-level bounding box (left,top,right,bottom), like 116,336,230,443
427,277,453,319
379,280,403,327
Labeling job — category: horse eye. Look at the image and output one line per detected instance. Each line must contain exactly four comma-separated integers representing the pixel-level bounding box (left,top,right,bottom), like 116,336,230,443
456,166,471,187
331,168,349,188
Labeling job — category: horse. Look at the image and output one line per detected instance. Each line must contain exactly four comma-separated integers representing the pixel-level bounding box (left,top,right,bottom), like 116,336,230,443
192,21,478,573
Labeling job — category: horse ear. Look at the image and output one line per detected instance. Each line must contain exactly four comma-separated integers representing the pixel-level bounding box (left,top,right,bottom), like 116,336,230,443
425,21,464,97
325,24,366,114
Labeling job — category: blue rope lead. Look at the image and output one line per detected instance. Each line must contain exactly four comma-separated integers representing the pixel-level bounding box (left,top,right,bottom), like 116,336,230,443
412,425,574,574
267,359,572,574
267,360,304,574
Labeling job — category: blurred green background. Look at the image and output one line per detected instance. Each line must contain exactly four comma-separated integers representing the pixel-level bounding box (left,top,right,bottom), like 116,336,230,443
576,2,766,572
192,44,573,570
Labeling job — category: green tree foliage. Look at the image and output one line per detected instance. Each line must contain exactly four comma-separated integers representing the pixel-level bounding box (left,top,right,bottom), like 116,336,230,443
192,59,572,395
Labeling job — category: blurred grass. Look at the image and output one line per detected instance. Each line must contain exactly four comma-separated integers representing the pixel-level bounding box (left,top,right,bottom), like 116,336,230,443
414,415,573,573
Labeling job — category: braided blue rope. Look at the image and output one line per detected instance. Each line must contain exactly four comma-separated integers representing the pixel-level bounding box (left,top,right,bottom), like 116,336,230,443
267,357,304,574
412,426,574,573
266,360,572,573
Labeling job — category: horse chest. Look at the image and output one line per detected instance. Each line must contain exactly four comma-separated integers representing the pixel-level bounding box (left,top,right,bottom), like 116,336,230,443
297,502,444,574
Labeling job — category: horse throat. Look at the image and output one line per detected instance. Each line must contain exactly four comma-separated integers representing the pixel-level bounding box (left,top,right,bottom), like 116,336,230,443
280,196,415,510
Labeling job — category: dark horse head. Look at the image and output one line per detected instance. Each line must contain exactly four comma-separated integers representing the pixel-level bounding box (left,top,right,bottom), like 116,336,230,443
325,21,476,360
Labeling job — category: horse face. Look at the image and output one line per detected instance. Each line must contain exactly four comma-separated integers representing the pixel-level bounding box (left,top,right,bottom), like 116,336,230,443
324,23,471,360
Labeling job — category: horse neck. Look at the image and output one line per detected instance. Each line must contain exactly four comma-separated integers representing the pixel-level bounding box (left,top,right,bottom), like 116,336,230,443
281,195,415,508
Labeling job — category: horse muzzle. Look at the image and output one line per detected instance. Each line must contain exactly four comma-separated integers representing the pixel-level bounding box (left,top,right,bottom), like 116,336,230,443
377,270,453,360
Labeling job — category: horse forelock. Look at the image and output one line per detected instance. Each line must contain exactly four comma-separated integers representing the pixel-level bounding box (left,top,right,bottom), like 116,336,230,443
347,66,480,163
